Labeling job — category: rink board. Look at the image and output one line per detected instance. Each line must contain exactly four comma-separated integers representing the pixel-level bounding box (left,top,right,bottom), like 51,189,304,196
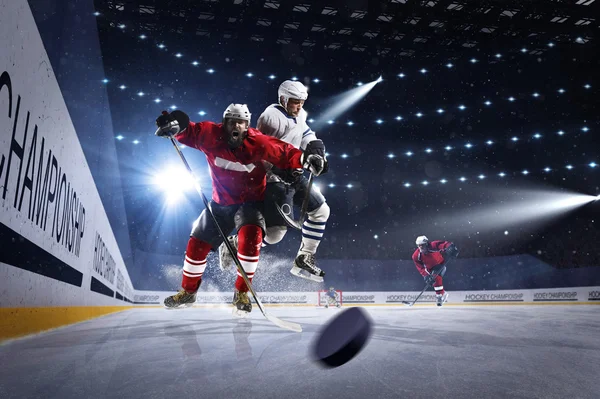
133,286,600,306
0,2,135,303
2,286,598,341
0,0,136,340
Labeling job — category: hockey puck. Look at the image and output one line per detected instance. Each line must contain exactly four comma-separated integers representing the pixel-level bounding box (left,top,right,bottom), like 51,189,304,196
312,307,372,368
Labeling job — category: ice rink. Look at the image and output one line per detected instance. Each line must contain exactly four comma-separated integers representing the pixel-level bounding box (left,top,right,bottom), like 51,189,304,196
1,305,598,399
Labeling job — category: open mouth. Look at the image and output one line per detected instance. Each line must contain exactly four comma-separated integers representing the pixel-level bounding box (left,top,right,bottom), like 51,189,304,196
232,131,240,139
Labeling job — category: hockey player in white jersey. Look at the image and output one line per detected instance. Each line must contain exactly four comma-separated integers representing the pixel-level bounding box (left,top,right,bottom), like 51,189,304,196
219,80,330,282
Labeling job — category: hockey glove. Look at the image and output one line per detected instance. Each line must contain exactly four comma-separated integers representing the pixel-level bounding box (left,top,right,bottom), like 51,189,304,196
321,159,329,175
443,244,460,260
303,140,327,176
303,154,325,176
155,110,190,137
305,139,326,158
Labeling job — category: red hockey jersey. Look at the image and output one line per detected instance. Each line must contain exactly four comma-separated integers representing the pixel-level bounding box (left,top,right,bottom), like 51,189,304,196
412,240,453,276
174,121,303,205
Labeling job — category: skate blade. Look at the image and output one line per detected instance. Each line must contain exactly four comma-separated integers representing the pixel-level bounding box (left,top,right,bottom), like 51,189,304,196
436,293,449,307
164,303,194,310
289,266,324,283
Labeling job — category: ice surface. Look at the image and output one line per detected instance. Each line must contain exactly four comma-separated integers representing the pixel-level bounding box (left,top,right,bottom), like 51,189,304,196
1,305,599,399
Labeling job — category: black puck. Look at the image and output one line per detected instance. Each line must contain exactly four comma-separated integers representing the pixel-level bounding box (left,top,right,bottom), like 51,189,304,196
312,307,373,368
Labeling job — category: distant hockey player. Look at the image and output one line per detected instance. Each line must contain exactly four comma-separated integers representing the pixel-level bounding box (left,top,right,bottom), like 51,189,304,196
324,287,341,308
412,235,459,307
219,80,330,283
155,104,326,316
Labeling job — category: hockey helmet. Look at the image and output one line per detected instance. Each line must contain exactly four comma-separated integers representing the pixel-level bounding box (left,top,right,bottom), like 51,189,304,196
415,235,429,246
223,103,251,123
278,80,308,109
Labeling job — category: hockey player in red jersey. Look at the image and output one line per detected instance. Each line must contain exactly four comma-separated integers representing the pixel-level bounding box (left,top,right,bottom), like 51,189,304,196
412,235,459,307
154,104,326,315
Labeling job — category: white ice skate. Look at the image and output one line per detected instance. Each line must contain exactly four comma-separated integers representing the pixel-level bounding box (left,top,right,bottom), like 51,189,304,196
436,292,449,307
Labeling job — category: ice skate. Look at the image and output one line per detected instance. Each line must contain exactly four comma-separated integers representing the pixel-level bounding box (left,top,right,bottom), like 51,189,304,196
328,298,341,308
290,253,324,283
232,289,252,317
436,292,449,307
219,235,238,271
164,289,197,309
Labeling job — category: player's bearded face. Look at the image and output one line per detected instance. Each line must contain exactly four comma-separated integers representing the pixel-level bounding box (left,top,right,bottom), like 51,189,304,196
224,118,248,148
418,244,429,253
285,98,304,117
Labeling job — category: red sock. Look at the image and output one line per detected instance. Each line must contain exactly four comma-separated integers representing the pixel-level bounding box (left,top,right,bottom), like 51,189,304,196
234,225,263,292
433,275,445,295
181,236,211,292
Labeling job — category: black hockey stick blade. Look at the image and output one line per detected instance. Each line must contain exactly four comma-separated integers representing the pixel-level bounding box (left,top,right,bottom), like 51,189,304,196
276,203,303,230
274,172,314,231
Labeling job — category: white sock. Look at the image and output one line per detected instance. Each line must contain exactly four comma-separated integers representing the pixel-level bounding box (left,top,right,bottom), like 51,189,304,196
298,203,329,256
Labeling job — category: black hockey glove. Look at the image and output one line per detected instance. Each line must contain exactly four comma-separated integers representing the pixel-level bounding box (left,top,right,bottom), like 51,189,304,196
303,154,325,176
442,244,459,260
155,110,190,137
424,274,436,286
303,139,327,176
321,159,329,175
305,139,326,157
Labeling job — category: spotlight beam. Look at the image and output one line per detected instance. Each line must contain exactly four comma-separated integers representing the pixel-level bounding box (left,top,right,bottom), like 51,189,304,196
435,189,597,233
312,77,381,131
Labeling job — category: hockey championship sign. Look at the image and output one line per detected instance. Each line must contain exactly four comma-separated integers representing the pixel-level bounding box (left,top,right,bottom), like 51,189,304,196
0,0,134,307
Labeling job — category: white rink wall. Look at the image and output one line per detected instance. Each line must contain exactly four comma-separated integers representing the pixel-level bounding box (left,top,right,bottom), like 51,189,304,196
0,0,134,310
134,286,600,306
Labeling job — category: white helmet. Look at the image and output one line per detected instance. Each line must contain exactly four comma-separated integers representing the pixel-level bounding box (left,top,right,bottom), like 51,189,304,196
223,103,251,123
416,235,429,246
278,80,308,109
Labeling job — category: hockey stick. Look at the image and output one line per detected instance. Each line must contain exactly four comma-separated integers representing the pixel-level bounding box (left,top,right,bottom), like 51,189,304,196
167,134,302,333
401,280,432,307
275,172,314,231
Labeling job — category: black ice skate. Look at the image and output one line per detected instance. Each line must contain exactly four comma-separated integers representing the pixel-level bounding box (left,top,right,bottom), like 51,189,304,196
219,235,238,271
290,253,325,283
164,289,197,309
324,301,341,309
436,292,449,307
232,289,252,317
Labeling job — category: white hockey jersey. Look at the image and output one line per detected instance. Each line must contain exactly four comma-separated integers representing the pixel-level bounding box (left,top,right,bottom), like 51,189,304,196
257,104,318,183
